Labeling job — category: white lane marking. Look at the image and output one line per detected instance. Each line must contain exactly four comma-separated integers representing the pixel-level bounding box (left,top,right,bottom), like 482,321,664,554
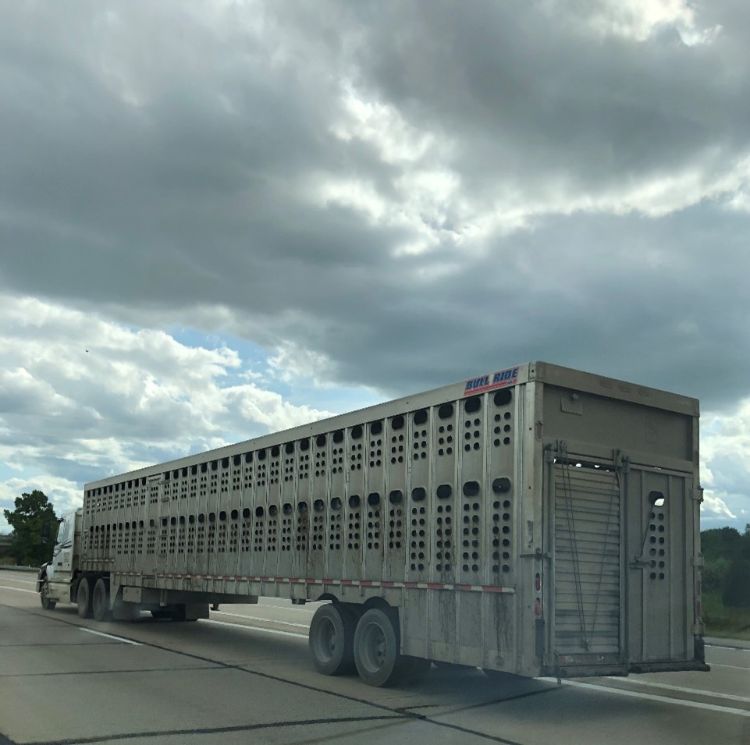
212,610,309,628
0,577,37,586
550,679,750,717
706,644,750,653
711,662,750,671
604,677,750,703
203,618,307,639
0,584,37,595
79,628,141,646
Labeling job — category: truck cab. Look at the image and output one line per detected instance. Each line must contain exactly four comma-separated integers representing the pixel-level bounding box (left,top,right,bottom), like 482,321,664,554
37,508,81,609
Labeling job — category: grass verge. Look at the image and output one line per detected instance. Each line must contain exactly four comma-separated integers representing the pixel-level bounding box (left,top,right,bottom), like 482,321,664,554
703,591,750,641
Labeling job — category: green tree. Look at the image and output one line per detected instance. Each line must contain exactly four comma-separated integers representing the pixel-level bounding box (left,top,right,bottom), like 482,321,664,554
3,490,58,566
722,558,750,609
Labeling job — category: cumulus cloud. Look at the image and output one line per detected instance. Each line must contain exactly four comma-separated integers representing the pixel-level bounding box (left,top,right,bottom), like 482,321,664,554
0,1,749,529
0,295,333,522
0,476,82,533
701,400,750,526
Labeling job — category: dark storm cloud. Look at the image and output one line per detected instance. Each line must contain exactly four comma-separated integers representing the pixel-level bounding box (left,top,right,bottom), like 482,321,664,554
1,0,750,410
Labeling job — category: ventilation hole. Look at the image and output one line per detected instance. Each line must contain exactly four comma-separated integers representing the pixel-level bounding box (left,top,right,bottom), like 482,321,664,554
314,499,325,513
463,481,480,497
269,504,279,517
233,455,241,466
370,421,383,435
368,492,381,506
221,457,229,468
258,449,266,461
331,497,342,511
242,508,251,519
283,503,293,515
230,509,239,520
492,477,512,494
464,395,481,413
389,490,403,504
316,434,326,447
271,446,280,457
413,409,428,425
411,487,426,502
333,429,344,443
648,491,666,507
255,507,264,517
297,501,308,513
284,442,294,454
391,415,404,430
219,511,227,521
494,389,512,406
438,403,454,419
349,494,361,508
437,484,453,499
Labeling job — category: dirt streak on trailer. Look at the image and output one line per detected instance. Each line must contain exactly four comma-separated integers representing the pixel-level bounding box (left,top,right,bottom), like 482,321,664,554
38,361,708,686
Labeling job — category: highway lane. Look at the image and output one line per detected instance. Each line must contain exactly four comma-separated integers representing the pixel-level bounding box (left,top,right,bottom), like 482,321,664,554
0,569,747,745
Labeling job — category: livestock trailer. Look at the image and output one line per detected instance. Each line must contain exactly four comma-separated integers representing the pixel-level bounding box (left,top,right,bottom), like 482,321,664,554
39,362,707,685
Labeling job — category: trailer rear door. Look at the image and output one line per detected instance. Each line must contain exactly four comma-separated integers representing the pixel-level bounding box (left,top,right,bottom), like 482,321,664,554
626,465,694,667
546,446,626,675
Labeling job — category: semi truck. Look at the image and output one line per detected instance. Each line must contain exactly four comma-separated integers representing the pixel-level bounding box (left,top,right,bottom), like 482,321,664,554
38,361,708,685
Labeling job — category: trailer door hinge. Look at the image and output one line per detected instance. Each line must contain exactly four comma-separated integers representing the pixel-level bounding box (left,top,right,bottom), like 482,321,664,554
520,549,550,561
694,486,704,504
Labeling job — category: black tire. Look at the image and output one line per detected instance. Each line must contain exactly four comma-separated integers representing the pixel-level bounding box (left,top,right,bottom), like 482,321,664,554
76,577,93,618
92,578,111,621
40,580,56,611
309,604,356,675
353,607,401,687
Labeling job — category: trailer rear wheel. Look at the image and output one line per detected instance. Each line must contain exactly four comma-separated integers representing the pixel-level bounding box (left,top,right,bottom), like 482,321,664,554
92,579,111,622
40,580,56,611
76,577,93,618
309,604,356,675
353,607,400,686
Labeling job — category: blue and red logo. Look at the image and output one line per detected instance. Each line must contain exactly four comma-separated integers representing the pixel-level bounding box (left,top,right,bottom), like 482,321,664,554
464,366,519,395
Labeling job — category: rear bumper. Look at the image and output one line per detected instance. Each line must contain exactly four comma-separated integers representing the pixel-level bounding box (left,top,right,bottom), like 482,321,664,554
543,658,710,678
627,659,710,674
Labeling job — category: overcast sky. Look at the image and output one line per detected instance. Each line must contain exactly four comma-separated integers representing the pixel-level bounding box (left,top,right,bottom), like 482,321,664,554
1,1,748,532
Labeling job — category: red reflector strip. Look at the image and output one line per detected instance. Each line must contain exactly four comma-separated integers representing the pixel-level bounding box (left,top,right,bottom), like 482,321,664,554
149,573,514,594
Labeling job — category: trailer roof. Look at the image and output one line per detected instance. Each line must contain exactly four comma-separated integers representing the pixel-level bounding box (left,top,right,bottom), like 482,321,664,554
84,361,698,489
530,362,699,417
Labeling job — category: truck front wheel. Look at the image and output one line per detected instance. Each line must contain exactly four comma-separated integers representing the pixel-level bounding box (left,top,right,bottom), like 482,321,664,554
40,580,56,611
76,577,93,618
92,579,111,622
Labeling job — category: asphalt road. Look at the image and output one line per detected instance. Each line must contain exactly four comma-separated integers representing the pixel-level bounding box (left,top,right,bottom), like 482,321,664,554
0,569,747,745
